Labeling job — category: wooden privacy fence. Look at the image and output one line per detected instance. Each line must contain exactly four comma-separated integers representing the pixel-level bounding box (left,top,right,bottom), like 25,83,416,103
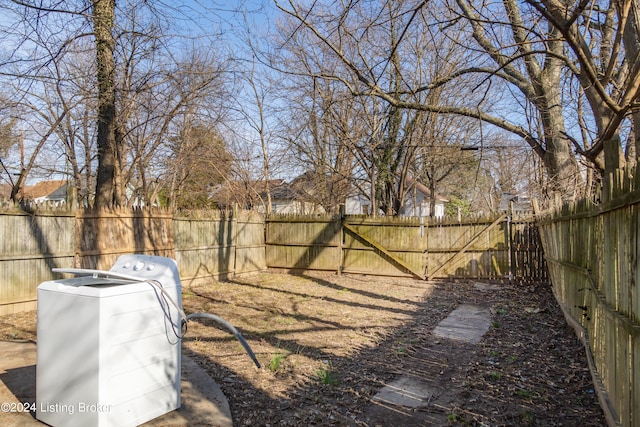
265,213,547,282
0,206,75,314
536,168,640,427
1,204,546,315
0,206,266,315
76,207,174,270
173,210,265,283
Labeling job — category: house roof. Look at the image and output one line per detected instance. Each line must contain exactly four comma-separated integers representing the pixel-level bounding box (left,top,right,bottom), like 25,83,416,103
405,176,449,202
0,180,67,201
268,181,298,200
23,180,67,199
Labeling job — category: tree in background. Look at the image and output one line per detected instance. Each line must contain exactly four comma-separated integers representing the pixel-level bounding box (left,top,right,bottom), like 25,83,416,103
0,1,90,202
525,0,640,174
162,124,231,209
5,0,634,212
92,0,119,207
271,20,360,213
273,0,481,216
449,0,583,200
0,0,234,207
274,0,640,204
441,139,541,215
0,106,18,187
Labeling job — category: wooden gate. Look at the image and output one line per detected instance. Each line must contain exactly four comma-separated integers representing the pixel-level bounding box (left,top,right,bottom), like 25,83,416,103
265,213,547,282
425,215,506,280
342,216,427,279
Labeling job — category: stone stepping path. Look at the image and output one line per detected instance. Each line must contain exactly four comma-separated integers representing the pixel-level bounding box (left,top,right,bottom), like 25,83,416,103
432,304,492,344
372,376,434,408
373,302,493,408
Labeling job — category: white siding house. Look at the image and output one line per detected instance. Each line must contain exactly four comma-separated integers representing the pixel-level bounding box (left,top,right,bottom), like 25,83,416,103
345,179,447,218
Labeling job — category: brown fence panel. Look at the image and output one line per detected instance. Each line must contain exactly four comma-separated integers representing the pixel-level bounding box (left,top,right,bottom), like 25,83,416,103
510,216,548,283
76,207,174,270
173,210,237,283
342,216,427,278
425,217,509,280
537,166,640,427
234,210,266,276
265,214,341,272
264,213,546,282
1,207,548,316
0,206,75,315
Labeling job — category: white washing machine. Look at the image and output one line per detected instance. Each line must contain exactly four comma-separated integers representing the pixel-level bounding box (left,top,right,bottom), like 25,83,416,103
36,255,183,427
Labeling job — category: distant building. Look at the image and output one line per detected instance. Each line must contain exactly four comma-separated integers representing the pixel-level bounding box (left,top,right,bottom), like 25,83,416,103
345,177,448,218
0,180,68,203
211,174,448,217
24,180,68,203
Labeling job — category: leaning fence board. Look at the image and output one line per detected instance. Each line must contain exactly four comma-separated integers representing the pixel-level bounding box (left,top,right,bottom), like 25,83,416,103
343,222,425,279
428,215,506,279
341,217,426,278
425,218,510,280
266,215,341,272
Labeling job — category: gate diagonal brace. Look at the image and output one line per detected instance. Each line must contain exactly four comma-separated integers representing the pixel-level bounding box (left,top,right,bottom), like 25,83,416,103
427,214,507,280
343,222,425,280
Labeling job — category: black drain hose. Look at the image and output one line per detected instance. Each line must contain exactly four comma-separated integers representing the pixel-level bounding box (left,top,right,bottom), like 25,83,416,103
186,313,261,368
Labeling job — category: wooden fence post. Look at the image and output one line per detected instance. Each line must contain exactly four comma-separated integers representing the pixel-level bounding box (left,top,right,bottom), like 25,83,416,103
338,204,345,275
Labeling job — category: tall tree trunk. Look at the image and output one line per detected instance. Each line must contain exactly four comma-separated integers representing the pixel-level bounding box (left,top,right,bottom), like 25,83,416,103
541,107,581,200
429,177,436,218
93,0,119,208
625,3,640,169
630,112,640,169
536,53,583,200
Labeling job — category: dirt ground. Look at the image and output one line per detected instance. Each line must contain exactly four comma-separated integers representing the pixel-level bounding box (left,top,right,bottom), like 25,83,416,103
0,273,606,426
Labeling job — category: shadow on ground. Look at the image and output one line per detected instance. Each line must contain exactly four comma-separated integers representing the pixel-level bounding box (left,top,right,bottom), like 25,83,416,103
181,273,606,426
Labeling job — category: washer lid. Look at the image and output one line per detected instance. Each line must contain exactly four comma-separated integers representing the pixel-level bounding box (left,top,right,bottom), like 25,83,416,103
37,277,172,297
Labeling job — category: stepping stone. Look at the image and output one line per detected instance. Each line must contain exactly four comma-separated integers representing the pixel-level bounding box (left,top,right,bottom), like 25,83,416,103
432,304,492,344
473,282,500,292
372,377,435,408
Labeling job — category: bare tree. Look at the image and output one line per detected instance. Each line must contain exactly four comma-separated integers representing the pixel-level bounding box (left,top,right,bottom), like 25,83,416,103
274,0,621,201
0,0,235,207
230,55,277,213
524,0,640,173
163,122,232,209
92,0,119,207
278,75,359,213
0,1,91,201
450,0,585,199
273,0,486,215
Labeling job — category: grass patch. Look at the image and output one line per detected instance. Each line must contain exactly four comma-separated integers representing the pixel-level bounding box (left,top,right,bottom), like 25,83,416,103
516,389,532,398
315,366,338,385
268,352,286,373
489,371,502,380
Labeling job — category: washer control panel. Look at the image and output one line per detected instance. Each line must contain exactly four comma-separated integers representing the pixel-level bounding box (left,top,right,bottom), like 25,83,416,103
111,254,177,281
